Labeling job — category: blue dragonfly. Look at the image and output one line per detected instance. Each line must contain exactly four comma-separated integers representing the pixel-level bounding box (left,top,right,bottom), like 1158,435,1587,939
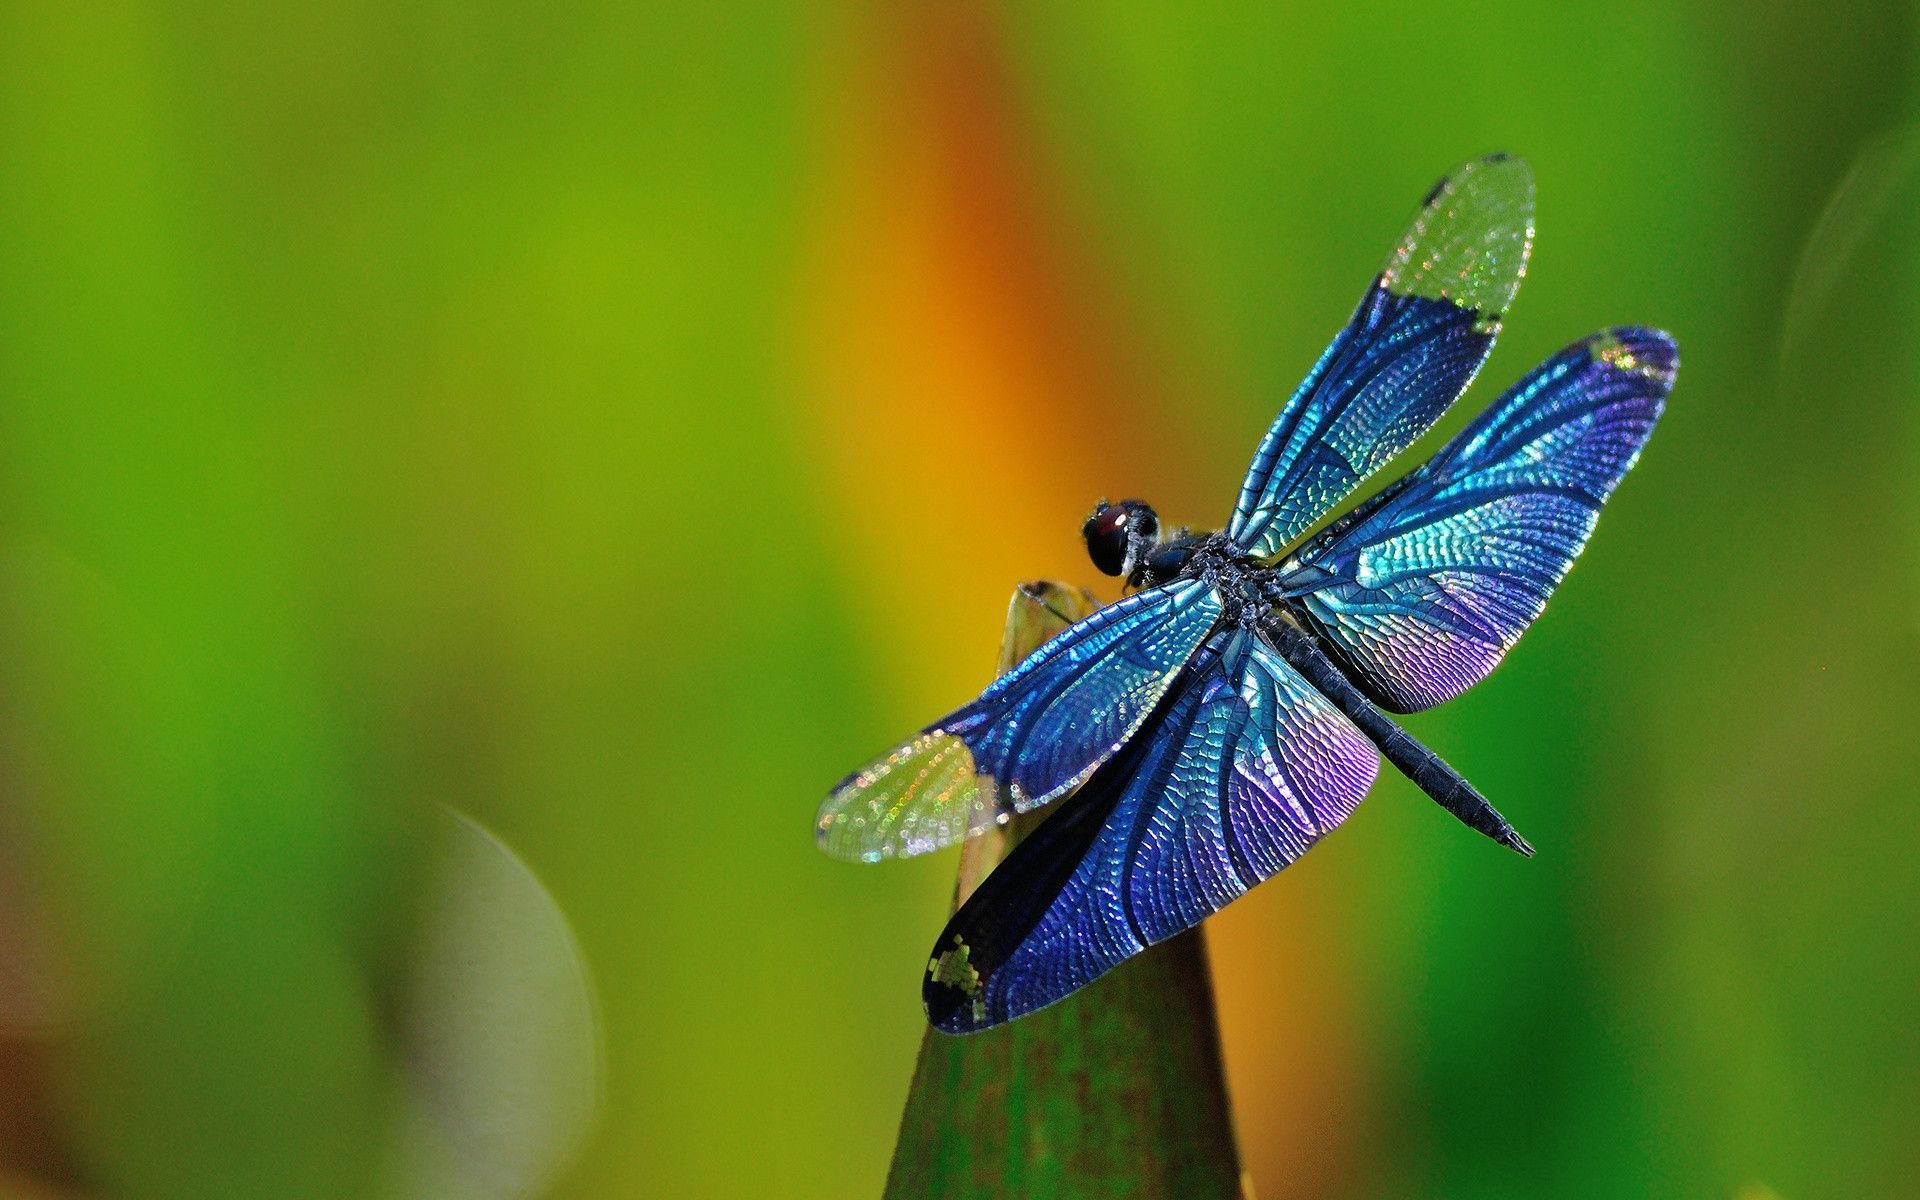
816,155,1677,1034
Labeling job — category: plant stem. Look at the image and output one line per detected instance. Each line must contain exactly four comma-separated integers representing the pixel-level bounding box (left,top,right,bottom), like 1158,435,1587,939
884,582,1251,1199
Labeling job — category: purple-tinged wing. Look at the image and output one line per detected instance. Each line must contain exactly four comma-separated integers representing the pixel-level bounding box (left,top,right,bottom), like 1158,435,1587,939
1226,155,1535,560
817,579,1223,862
925,624,1378,1033
1275,328,1677,713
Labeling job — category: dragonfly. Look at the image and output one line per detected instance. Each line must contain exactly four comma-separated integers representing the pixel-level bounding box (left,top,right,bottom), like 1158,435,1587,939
816,154,1677,1034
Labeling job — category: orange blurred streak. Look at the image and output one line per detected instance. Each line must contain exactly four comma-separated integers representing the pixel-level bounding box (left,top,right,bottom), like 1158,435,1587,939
798,5,1141,712
1209,867,1380,1198
798,5,1373,1194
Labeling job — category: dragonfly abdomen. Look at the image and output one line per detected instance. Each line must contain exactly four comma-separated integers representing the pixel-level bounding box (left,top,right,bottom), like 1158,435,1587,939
1260,616,1534,857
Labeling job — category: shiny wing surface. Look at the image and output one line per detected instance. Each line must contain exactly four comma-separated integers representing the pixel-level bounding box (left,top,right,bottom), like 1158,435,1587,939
1276,328,1676,712
925,624,1378,1033
1227,155,1535,559
817,580,1223,862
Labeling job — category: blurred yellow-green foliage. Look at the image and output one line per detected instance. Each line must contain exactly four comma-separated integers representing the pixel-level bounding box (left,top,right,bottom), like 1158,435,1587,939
2,3,1918,1198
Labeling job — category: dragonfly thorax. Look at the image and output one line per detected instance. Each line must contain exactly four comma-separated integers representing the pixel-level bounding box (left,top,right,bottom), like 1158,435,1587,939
1131,527,1268,604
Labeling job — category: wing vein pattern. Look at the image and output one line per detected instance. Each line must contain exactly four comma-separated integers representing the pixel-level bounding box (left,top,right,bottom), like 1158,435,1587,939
1277,327,1677,712
817,580,1223,862
925,623,1379,1032
1227,155,1536,560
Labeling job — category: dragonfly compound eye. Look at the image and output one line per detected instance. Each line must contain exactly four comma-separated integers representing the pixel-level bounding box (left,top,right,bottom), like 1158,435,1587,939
1083,499,1160,578
1082,504,1130,576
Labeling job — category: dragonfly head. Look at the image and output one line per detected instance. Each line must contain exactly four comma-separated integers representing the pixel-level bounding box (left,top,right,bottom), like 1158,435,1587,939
1082,499,1159,579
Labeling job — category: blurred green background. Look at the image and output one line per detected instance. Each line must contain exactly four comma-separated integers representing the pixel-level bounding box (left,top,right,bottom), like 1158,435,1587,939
2,2,1917,1198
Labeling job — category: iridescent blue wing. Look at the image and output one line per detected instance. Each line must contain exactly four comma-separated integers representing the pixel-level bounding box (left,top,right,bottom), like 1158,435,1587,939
1226,155,1535,560
817,579,1224,862
1274,328,1677,713
925,623,1378,1033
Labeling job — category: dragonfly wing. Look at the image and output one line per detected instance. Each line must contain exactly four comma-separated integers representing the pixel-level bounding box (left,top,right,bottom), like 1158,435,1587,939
1227,155,1535,560
1277,328,1677,713
925,624,1378,1033
817,579,1224,862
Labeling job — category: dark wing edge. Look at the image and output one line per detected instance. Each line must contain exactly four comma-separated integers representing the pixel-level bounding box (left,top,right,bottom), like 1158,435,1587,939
1226,154,1536,560
925,622,1378,1034
816,580,1224,862
1277,327,1678,713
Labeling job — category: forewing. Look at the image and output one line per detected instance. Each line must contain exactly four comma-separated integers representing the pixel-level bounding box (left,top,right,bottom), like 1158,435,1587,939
925,626,1378,1033
1277,328,1677,713
817,580,1224,862
1227,155,1535,559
